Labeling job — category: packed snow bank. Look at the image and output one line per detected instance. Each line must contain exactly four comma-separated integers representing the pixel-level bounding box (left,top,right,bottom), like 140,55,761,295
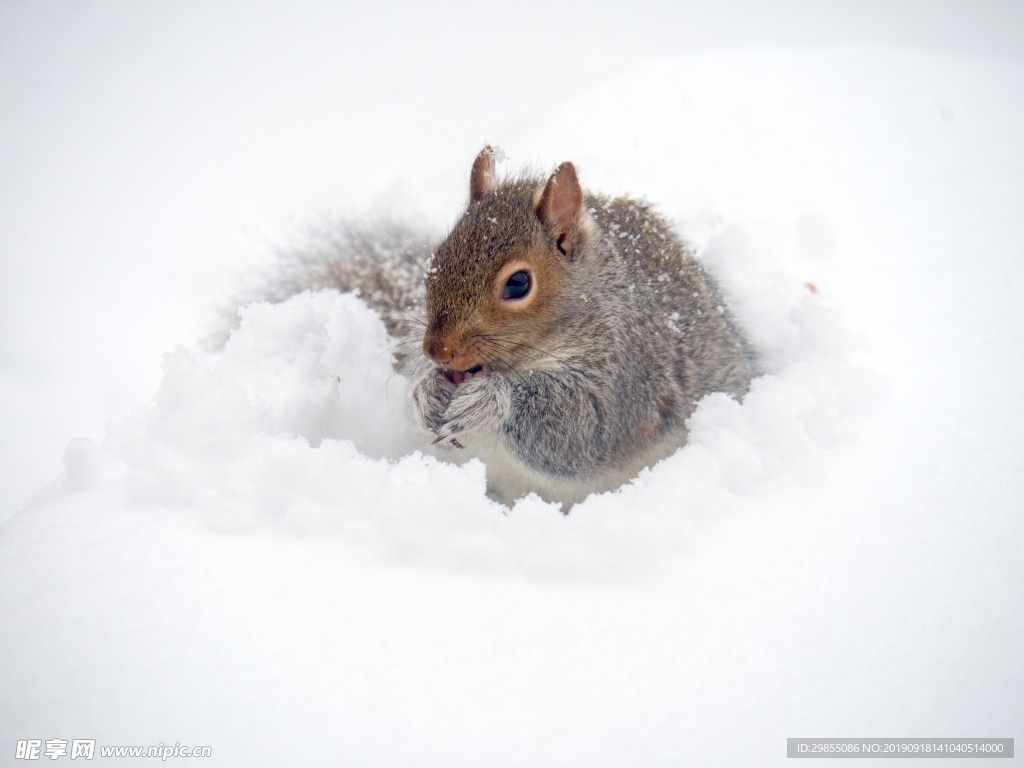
3,45,1024,767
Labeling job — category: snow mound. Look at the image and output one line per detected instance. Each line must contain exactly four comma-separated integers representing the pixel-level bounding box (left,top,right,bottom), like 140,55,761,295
64,224,880,580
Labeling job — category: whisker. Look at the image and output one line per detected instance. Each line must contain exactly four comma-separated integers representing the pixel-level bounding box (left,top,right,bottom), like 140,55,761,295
371,294,428,329
481,333,587,378
477,348,527,387
364,339,420,396
375,223,431,275
468,337,535,388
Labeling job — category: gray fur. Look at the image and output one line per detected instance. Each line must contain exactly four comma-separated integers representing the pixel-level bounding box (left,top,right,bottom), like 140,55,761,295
232,219,432,346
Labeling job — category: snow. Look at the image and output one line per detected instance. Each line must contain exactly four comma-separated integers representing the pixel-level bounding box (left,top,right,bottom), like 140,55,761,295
3,2,1024,766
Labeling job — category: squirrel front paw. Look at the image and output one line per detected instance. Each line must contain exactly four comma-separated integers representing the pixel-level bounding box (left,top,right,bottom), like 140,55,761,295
433,374,512,449
410,365,456,434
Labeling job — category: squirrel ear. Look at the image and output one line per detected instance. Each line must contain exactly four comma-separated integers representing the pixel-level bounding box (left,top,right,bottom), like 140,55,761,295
469,145,496,204
537,162,583,259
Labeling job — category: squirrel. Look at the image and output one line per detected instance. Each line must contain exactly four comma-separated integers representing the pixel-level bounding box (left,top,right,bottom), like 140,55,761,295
266,146,754,508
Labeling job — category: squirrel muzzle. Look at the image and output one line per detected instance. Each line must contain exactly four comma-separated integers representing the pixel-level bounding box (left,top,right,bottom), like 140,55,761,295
423,332,484,375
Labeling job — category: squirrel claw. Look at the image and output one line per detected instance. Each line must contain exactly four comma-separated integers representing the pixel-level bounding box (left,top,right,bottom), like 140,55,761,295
430,433,465,449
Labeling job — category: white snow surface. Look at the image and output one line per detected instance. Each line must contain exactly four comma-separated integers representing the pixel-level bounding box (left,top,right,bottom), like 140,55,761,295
2,3,1024,766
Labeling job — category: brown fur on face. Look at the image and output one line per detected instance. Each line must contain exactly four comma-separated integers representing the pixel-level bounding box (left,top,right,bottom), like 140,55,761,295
423,179,572,373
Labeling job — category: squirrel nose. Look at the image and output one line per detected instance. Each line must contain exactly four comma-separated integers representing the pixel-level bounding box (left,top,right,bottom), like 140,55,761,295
423,336,454,367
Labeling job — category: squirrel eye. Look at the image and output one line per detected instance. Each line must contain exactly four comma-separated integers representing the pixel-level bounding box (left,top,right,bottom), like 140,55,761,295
502,270,531,301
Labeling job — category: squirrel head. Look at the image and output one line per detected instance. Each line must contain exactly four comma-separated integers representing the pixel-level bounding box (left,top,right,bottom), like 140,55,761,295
422,147,588,379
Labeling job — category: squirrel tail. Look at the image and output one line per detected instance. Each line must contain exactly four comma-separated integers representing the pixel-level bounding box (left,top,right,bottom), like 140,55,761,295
213,218,432,348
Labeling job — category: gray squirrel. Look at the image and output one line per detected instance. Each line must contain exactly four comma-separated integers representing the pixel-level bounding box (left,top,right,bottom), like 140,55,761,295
269,147,754,508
